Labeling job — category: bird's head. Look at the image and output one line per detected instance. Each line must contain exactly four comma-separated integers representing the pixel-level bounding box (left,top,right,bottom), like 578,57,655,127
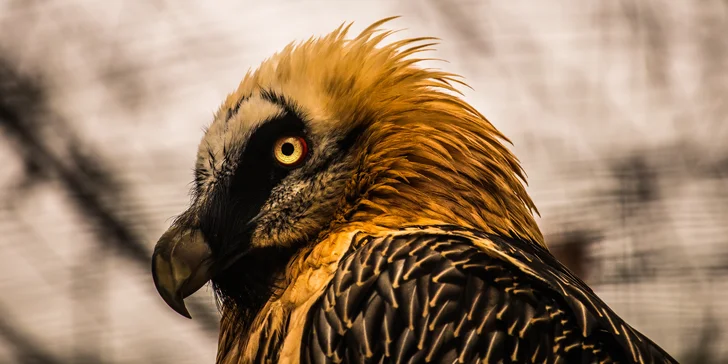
151,17,543,320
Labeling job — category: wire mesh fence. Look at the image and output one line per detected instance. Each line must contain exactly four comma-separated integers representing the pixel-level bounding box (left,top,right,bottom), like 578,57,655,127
0,1,726,363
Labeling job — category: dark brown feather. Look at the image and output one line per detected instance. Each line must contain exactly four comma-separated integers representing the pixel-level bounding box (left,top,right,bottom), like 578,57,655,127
301,225,678,364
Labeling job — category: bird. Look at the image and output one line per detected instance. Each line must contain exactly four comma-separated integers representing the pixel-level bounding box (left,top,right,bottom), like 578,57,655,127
151,17,679,364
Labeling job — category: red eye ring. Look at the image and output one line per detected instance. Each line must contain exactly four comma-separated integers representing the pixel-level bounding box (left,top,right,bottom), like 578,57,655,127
273,136,308,167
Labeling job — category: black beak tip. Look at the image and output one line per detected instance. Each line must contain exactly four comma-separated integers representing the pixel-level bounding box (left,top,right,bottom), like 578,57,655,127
164,292,193,320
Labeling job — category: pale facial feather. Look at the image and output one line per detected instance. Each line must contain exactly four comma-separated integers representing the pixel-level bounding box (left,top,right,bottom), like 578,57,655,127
195,95,285,195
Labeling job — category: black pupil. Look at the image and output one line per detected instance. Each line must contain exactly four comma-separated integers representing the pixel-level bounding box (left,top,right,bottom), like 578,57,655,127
281,142,295,156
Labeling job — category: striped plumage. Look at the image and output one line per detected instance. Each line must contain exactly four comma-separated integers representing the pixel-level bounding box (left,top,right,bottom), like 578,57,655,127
150,18,679,363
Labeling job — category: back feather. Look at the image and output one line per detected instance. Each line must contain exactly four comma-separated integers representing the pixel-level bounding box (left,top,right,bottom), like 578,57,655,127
302,225,678,364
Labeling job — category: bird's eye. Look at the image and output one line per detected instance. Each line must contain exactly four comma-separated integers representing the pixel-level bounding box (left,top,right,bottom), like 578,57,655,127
273,136,308,167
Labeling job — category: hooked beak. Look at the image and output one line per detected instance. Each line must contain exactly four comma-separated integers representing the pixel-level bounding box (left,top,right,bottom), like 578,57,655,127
151,226,213,319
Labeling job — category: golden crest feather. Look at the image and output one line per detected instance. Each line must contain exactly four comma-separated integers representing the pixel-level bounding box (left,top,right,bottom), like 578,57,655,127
199,17,544,249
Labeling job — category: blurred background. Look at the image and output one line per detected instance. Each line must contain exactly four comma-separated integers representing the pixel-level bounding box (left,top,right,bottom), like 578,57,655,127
0,1,726,363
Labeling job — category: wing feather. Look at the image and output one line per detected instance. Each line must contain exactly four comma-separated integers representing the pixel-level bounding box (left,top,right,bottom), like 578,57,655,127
301,226,678,364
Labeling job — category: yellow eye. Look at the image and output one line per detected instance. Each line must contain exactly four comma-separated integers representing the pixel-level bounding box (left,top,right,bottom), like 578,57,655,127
273,136,308,167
